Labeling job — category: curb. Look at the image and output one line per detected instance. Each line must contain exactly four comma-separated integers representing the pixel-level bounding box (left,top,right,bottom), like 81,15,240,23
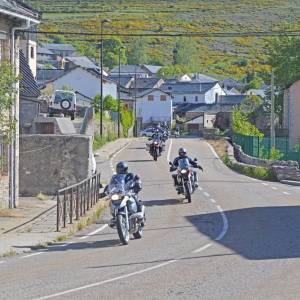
280,180,300,186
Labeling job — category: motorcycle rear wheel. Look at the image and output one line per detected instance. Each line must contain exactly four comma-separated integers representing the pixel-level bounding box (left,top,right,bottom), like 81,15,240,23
116,214,129,245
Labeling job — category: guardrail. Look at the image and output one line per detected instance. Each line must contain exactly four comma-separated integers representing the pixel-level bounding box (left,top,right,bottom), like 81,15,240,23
56,173,101,231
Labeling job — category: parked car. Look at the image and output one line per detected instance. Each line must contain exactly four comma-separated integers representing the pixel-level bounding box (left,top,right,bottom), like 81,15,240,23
49,90,77,120
139,127,155,137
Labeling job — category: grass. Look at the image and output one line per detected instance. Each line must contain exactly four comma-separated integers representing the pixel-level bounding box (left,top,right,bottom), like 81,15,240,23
2,248,17,258
207,139,277,181
0,209,23,218
36,192,49,201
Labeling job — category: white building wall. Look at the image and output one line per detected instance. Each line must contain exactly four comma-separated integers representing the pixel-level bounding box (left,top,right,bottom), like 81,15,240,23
204,84,226,104
173,93,206,104
53,68,117,100
136,90,172,124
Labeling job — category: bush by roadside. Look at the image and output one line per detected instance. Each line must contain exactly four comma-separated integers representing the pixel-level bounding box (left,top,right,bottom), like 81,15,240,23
207,139,277,181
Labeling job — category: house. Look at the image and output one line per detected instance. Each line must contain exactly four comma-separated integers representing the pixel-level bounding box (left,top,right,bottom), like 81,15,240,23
41,43,76,57
283,78,300,148
161,80,226,104
141,65,162,77
19,50,41,133
129,77,164,94
110,65,149,78
136,89,173,129
108,75,134,90
42,66,117,101
37,46,55,63
220,77,246,92
179,74,192,81
0,0,40,208
190,73,218,82
64,56,104,73
246,89,267,98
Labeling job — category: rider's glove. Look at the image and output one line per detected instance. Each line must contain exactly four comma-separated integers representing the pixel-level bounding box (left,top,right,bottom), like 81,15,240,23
198,166,203,171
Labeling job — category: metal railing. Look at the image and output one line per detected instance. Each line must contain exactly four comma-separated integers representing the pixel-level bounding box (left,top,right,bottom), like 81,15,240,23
56,173,101,231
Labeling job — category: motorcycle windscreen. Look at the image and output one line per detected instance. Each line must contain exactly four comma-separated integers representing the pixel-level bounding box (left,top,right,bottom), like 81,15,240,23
108,174,135,195
178,158,190,170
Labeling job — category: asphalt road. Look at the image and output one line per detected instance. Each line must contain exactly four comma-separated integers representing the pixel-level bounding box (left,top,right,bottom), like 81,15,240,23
1,138,300,300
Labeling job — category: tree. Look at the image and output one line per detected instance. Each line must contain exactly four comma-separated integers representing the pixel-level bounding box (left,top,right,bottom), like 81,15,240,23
51,35,66,44
0,61,18,142
173,37,199,71
127,37,149,65
93,95,118,113
157,64,189,79
103,37,127,69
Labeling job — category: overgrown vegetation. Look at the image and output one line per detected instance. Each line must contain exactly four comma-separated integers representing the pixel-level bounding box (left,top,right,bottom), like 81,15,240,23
28,0,299,80
0,61,18,143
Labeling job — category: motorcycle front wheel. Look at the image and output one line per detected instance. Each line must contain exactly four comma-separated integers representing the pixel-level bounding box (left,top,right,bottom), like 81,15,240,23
184,181,192,203
116,214,130,245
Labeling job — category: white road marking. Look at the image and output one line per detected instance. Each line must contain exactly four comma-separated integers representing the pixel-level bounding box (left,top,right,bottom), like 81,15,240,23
283,191,291,195
193,243,212,254
215,205,229,241
198,186,203,191
203,192,210,197
205,141,221,160
271,186,278,190
21,252,43,259
0,261,5,264
167,138,173,162
210,199,216,203
111,143,130,160
79,224,108,240
262,183,269,186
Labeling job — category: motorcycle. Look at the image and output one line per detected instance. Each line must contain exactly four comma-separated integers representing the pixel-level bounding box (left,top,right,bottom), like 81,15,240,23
174,129,180,138
169,158,201,203
148,137,164,161
106,174,145,245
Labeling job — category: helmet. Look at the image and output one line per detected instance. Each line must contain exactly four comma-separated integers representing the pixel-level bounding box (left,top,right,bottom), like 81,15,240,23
178,147,187,157
116,162,128,174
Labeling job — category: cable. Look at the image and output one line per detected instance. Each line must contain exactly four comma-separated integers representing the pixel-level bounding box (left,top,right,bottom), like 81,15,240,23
23,29,300,37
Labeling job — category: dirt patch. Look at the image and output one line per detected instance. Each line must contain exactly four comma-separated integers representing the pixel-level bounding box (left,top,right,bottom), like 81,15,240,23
207,139,227,158
0,210,23,218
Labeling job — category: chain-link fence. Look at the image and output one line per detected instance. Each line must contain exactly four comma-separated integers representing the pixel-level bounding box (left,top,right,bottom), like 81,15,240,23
233,134,300,163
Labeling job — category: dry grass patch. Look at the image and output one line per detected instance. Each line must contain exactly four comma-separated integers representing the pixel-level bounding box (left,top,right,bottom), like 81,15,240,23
0,209,23,218
36,192,49,201
207,139,227,158
2,248,17,258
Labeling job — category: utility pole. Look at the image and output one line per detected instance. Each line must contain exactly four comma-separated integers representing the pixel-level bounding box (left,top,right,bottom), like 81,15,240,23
134,65,137,137
100,19,110,138
118,46,125,138
270,68,275,148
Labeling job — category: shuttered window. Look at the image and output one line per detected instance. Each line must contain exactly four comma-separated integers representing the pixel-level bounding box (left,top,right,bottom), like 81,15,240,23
148,95,154,101
160,95,167,101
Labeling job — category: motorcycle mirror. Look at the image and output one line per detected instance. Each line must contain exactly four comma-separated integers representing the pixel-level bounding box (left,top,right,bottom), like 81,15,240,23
194,158,198,162
169,162,172,165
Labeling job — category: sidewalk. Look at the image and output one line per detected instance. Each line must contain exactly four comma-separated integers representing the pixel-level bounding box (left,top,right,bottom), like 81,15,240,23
0,138,133,258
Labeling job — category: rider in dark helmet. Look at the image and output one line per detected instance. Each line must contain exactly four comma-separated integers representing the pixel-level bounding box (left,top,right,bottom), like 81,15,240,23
171,148,203,189
111,162,143,212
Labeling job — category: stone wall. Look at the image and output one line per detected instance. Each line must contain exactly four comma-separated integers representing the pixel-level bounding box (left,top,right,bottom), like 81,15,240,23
19,135,93,196
233,142,300,182
0,176,9,209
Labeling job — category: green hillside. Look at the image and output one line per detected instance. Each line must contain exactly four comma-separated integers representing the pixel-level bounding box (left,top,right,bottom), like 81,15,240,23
28,0,300,80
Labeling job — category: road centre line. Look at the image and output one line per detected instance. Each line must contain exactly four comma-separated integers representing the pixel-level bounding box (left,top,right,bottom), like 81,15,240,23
271,186,278,190
79,224,108,240
262,183,269,186
167,138,173,162
283,191,291,195
0,261,5,264
21,252,43,259
210,199,216,203
215,205,229,241
198,186,203,191
193,243,212,254
203,192,210,197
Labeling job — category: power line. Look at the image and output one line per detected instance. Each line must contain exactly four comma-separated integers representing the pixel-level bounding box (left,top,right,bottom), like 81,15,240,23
23,29,300,37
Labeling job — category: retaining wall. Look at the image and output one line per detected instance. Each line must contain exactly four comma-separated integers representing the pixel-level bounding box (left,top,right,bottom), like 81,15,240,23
20,135,93,196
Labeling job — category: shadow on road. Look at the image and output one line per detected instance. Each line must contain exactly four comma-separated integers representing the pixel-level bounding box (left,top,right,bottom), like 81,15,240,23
186,205,300,260
126,159,153,163
144,198,180,206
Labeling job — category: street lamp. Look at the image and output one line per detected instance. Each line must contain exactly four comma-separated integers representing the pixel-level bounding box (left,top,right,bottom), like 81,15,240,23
118,45,125,138
100,19,110,138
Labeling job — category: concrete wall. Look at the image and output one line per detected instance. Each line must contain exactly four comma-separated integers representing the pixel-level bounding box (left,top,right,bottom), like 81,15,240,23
19,135,93,196
284,81,300,148
20,98,40,134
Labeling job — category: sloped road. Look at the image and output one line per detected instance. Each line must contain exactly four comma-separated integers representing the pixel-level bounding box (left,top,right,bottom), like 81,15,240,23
1,138,300,300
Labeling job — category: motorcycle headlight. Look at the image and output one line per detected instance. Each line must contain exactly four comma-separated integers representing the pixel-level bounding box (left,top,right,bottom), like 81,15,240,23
181,169,188,174
111,194,120,201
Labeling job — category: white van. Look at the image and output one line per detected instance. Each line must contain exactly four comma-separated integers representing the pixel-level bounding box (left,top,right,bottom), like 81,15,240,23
49,90,77,120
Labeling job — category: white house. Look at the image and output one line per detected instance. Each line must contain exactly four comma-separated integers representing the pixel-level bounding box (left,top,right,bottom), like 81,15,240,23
136,89,173,126
45,66,117,100
161,81,226,104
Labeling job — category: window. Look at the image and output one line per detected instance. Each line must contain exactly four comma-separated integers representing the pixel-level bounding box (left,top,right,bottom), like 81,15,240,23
30,46,34,59
195,96,198,102
148,95,154,101
160,95,167,101
215,93,219,103
183,96,187,102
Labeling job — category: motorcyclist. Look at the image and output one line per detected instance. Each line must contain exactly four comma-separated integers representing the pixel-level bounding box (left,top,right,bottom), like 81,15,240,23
103,162,143,212
149,129,165,152
170,148,203,189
